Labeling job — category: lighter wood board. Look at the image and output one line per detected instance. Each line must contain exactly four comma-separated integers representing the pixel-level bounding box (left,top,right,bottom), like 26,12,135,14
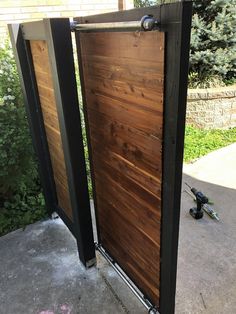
30,40,73,221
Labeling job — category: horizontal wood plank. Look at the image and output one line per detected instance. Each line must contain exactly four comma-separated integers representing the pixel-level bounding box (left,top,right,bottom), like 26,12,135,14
82,56,164,92
86,92,162,138
98,198,160,301
94,161,161,242
87,111,162,179
80,31,164,63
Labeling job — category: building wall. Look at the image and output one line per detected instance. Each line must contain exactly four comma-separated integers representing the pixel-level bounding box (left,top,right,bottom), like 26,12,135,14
0,0,134,41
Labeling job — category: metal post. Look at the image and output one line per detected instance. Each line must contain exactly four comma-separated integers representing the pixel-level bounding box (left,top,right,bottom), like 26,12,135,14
71,15,159,32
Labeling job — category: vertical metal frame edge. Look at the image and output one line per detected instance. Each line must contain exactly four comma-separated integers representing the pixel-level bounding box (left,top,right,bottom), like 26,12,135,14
159,2,192,314
8,23,58,213
44,18,96,267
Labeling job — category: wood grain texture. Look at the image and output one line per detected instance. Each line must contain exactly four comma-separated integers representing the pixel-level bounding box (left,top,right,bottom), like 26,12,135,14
79,31,164,305
30,40,73,220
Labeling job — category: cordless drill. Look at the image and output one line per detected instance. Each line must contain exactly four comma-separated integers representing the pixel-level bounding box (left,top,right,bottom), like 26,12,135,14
185,183,208,219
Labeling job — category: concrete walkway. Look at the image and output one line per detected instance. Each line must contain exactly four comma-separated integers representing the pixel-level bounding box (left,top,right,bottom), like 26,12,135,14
0,143,236,314
176,143,236,314
0,219,144,314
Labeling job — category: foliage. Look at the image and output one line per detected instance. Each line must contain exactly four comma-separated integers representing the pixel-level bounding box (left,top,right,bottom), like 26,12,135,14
188,72,226,89
0,183,46,236
74,57,93,198
190,0,236,86
133,0,175,6
0,41,47,236
82,122,93,198
134,0,156,7
184,125,236,162
134,0,236,87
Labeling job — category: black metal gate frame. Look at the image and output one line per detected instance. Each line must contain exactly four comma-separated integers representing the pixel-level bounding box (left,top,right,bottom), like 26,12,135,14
74,2,192,313
8,19,96,268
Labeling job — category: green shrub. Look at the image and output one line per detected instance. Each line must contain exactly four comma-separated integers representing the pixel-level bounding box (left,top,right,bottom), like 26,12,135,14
0,41,47,236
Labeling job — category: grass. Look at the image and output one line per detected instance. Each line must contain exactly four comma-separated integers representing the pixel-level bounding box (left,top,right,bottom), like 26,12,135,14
184,125,236,163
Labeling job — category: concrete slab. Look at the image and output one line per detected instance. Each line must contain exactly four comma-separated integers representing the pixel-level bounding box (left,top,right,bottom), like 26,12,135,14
183,143,236,189
0,219,145,314
176,143,236,314
0,143,235,314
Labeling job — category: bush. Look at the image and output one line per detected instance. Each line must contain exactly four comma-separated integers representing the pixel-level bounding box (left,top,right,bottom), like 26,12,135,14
0,41,47,236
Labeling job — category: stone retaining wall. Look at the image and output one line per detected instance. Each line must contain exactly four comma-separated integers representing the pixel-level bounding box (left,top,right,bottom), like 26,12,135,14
186,85,236,129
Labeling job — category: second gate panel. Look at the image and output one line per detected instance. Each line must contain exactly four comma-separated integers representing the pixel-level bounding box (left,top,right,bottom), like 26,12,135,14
77,30,164,306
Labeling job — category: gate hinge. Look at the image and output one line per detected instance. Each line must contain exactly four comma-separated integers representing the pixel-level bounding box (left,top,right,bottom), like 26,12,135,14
70,21,77,32
141,15,158,31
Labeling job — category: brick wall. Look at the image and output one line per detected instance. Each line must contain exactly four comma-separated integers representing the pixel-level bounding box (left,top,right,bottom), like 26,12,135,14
0,0,134,41
186,85,236,129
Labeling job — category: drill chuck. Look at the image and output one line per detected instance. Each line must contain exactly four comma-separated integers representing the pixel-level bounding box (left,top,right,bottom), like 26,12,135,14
191,188,208,204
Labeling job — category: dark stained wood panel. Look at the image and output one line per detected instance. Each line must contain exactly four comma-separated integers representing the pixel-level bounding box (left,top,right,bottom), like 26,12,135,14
79,31,164,305
30,40,73,220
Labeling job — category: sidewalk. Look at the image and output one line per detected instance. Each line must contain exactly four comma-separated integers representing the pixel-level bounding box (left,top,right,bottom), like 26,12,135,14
176,143,236,314
0,218,145,314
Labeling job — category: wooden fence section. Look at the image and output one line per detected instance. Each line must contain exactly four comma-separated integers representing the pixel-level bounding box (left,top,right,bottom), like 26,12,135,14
30,40,73,220
78,31,164,306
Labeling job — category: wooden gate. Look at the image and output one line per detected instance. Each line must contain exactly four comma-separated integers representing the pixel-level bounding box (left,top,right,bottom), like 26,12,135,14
74,2,192,312
77,30,164,305
9,2,192,313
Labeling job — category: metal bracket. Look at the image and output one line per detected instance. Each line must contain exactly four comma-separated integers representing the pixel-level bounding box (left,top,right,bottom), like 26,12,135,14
141,15,157,31
70,21,77,32
85,257,97,268
149,307,158,314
